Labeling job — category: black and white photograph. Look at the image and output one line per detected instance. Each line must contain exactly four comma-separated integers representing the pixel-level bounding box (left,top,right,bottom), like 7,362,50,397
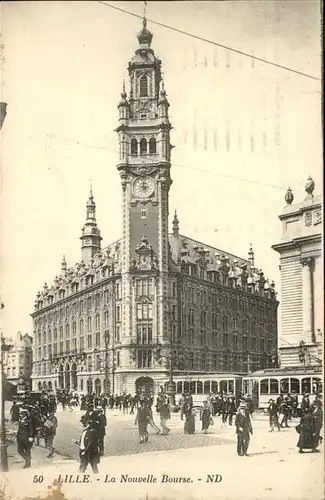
0,1,323,499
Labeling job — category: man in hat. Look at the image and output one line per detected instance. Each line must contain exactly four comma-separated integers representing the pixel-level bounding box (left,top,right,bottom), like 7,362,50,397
77,415,101,473
235,403,253,456
94,406,107,456
17,408,35,468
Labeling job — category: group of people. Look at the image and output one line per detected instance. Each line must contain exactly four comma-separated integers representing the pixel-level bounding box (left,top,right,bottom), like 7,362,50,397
10,391,58,468
9,388,323,471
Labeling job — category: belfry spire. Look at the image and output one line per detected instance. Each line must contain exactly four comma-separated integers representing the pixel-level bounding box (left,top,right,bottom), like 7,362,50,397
80,188,102,265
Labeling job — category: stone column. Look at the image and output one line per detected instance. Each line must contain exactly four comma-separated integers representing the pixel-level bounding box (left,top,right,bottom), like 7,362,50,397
301,257,315,342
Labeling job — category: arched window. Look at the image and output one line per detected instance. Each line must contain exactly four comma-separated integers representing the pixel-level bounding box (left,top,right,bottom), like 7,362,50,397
139,75,148,97
131,139,138,155
140,138,147,155
149,137,156,154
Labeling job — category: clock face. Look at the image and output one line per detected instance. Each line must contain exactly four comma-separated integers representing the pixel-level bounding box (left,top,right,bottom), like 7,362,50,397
133,177,155,198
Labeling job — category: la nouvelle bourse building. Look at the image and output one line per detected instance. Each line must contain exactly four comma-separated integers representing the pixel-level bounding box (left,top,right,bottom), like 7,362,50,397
31,21,278,396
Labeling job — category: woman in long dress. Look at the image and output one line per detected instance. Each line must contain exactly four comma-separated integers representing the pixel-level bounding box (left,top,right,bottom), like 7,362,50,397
184,406,196,434
201,401,211,434
135,401,150,443
297,408,314,453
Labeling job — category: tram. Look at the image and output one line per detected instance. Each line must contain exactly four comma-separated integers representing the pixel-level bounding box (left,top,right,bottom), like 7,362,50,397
243,367,323,409
157,373,244,407
156,367,322,410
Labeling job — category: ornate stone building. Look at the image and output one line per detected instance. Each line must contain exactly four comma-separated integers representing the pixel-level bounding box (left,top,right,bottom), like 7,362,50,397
272,178,323,368
31,19,278,395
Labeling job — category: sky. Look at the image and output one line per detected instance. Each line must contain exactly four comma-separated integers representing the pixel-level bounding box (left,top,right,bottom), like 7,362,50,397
0,1,322,340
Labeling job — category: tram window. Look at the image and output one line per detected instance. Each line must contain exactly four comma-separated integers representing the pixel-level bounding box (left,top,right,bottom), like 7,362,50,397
229,380,234,393
270,379,279,394
302,377,311,394
280,378,289,394
176,381,183,394
220,381,227,394
184,381,189,393
190,381,196,394
260,379,269,394
312,377,322,394
197,381,203,394
290,378,300,394
204,381,210,394
211,381,218,393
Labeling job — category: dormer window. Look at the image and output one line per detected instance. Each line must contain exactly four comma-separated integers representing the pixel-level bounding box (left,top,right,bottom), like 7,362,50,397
139,75,148,97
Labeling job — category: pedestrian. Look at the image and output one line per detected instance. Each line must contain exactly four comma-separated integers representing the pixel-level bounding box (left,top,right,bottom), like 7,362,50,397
268,399,280,432
17,408,35,468
201,400,212,434
184,405,195,434
235,403,253,457
44,411,58,458
159,397,171,435
77,416,101,473
311,399,323,453
10,400,20,423
226,395,236,426
296,407,314,453
135,401,150,443
147,404,161,434
95,406,107,456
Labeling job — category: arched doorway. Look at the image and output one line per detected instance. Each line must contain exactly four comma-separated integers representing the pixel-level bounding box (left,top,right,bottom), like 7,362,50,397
94,378,101,396
135,376,154,395
58,364,64,389
71,363,77,391
64,364,70,390
87,378,93,395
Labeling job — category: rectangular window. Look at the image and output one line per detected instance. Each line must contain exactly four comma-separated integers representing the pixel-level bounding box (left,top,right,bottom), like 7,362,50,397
80,337,84,350
116,306,121,322
141,209,147,219
104,290,109,304
95,314,100,329
80,320,84,334
117,350,121,367
95,331,100,347
172,305,177,320
65,324,70,337
87,317,92,331
104,311,109,326
59,342,63,355
59,326,63,339
65,340,70,353
72,338,77,352
115,325,121,343
87,334,92,349
72,322,76,335
87,297,92,311
137,349,152,369
53,344,57,356
116,283,121,300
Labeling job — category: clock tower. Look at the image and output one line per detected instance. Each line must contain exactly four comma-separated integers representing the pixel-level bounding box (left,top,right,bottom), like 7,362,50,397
116,18,173,344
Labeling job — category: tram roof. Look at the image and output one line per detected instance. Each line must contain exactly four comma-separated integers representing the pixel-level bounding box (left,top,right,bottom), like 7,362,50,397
248,366,322,378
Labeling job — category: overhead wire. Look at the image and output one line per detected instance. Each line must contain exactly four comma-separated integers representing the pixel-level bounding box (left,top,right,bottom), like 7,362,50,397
96,1,320,81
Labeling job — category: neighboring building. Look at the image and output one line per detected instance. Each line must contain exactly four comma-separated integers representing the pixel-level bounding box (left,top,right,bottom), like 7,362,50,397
272,178,323,369
31,19,278,395
3,332,33,390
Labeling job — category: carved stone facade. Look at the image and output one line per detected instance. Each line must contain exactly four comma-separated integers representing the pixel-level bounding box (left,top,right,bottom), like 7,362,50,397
31,20,278,395
272,180,323,368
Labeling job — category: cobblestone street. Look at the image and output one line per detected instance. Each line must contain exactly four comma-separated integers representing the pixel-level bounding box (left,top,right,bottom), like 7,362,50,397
1,406,323,500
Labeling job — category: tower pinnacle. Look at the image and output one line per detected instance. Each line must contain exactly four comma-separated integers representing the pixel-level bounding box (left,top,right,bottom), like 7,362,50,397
248,243,255,266
80,189,102,264
172,210,179,237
